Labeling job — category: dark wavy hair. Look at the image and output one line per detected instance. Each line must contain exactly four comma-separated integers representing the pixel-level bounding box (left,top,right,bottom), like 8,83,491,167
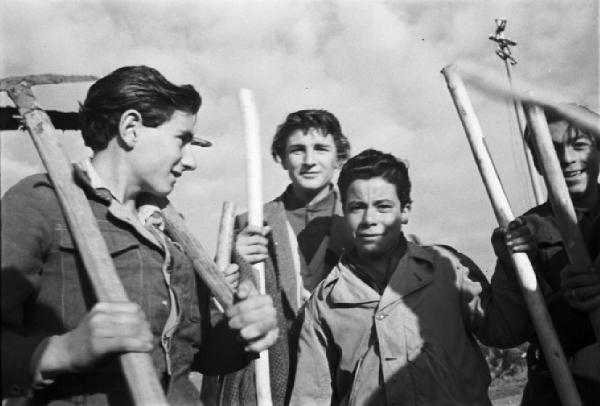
79,65,202,151
524,104,599,170
338,149,412,207
270,109,350,163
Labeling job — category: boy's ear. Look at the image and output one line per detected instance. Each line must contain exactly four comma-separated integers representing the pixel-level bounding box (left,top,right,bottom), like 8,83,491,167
279,156,289,171
118,109,143,149
400,203,412,225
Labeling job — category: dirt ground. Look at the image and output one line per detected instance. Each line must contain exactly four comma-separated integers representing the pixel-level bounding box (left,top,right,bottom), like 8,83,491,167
489,369,528,406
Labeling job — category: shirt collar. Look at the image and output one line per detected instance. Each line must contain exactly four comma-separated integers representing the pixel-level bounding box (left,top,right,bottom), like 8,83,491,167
74,159,121,203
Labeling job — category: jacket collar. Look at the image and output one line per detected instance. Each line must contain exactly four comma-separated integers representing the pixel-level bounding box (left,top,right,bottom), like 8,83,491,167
73,159,163,250
330,242,435,309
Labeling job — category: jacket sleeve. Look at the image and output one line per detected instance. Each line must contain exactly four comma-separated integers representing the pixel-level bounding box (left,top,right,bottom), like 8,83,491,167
454,234,534,348
289,299,334,406
1,180,55,397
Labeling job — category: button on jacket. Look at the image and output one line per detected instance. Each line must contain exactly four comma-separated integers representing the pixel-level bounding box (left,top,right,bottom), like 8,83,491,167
291,241,493,406
1,173,248,405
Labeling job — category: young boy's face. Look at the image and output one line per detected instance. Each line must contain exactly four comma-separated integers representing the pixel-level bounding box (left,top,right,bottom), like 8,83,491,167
344,176,410,259
281,128,339,195
128,110,198,197
549,120,599,202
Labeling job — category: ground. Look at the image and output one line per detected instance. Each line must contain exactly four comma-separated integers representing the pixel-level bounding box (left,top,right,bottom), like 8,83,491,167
483,343,528,406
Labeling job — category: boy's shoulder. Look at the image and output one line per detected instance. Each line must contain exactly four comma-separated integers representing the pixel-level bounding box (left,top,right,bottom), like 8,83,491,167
417,243,484,275
3,173,54,201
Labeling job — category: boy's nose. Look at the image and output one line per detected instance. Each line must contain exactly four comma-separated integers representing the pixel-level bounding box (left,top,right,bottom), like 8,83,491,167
303,149,315,165
181,145,197,171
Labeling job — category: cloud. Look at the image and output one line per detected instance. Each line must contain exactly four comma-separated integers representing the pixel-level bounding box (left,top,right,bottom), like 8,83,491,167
1,0,597,273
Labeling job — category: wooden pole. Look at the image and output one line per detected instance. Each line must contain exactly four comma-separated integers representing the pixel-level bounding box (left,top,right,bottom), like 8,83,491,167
162,203,235,309
210,201,238,313
238,88,272,406
3,82,168,406
441,65,582,406
216,201,237,272
523,103,600,342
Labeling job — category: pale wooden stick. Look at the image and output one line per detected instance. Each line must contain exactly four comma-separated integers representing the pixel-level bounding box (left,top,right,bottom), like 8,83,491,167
4,85,168,405
212,201,237,313
442,65,582,406
238,88,272,406
457,63,600,140
523,103,600,342
216,201,237,272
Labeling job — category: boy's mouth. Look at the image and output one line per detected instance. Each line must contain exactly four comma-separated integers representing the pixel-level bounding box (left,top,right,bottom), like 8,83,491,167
563,169,584,178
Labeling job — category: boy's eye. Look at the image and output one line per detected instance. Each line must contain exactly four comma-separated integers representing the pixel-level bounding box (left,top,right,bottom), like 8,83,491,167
178,133,193,145
347,203,365,212
573,140,591,149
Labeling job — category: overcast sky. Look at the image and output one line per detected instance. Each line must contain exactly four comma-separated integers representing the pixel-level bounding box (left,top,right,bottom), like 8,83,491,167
1,0,598,274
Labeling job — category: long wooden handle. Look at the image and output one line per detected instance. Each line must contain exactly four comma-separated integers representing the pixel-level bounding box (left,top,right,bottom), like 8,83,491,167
162,203,235,309
523,103,600,342
442,65,582,406
6,88,168,405
238,88,273,406
216,201,237,272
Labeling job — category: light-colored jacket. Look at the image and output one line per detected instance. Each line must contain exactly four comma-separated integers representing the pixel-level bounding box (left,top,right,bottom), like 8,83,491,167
290,242,493,406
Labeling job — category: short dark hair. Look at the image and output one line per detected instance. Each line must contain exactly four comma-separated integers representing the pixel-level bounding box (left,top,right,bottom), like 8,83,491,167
523,104,599,171
338,149,412,207
270,109,350,162
79,65,202,151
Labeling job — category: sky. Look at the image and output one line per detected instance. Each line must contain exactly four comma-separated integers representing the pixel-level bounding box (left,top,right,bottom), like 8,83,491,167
1,0,598,275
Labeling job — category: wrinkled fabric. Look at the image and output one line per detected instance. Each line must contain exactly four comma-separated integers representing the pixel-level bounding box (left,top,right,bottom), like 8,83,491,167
291,241,493,406
1,173,248,405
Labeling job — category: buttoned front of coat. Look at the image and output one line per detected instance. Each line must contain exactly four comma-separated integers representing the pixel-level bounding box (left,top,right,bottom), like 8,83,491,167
291,242,492,406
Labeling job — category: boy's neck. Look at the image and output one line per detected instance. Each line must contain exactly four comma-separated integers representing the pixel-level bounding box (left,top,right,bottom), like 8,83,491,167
91,152,139,213
291,183,332,207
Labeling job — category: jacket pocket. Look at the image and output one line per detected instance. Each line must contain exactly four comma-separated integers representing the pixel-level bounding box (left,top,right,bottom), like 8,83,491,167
57,224,142,328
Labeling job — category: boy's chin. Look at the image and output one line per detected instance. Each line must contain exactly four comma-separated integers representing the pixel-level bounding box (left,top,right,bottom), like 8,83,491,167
356,244,386,258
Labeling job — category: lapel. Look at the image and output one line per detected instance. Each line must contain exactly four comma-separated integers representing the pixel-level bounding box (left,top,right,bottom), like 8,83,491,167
265,197,300,313
329,261,380,307
378,243,435,312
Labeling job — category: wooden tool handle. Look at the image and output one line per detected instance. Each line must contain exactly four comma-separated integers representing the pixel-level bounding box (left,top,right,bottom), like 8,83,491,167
442,65,582,406
216,201,237,272
238,88,272,406
8,93,167,405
